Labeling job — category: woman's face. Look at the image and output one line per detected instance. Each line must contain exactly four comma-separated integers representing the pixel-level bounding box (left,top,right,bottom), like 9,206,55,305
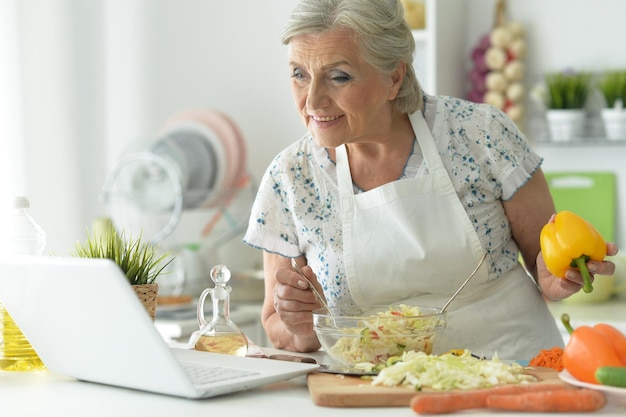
288,29,403,148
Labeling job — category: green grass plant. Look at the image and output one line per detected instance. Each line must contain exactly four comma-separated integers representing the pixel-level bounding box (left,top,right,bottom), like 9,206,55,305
544,70,591,109
71,222,171,285
599,70,626,109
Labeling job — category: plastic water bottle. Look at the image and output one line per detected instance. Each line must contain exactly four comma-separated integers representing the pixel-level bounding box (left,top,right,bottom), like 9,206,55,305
0,196,47,371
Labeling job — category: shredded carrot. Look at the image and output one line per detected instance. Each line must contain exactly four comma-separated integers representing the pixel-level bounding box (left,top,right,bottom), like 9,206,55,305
528,346,564,371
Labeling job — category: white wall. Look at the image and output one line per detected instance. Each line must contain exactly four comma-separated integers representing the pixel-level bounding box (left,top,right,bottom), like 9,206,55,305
13,0,626,261
16,0,303,267
465,0,626,75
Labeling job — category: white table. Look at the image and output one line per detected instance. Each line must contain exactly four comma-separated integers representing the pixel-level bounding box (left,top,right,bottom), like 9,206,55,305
2,299,625,416
1,347,624,416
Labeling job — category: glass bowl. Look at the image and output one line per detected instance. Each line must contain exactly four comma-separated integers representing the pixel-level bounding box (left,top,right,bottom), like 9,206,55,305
313,304,446,368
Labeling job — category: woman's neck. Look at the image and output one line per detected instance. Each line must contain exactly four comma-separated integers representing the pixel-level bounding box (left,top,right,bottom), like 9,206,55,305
330,113,415,191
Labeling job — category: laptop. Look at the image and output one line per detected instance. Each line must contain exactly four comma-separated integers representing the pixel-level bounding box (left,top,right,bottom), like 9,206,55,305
0,255,319,399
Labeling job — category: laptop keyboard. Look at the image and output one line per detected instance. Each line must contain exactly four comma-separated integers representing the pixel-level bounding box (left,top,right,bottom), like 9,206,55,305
182,363,260,385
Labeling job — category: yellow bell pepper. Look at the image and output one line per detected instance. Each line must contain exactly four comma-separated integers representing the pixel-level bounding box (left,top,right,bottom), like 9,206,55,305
540,211,606,293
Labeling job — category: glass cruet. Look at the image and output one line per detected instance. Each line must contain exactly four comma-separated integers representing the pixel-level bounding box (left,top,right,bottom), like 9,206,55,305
194,264,248,356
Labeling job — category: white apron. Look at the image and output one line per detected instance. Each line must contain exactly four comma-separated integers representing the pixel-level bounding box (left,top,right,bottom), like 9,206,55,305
336,111,563,360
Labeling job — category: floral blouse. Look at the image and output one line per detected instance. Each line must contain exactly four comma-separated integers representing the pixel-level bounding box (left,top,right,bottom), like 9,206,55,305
243,94,542,306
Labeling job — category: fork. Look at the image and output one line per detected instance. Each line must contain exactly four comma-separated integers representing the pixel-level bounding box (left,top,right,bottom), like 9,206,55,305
290,258,331,312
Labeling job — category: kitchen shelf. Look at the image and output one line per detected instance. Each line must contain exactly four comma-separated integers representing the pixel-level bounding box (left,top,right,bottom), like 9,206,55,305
525,103,626,145
411,29,429,42
411,0,467,98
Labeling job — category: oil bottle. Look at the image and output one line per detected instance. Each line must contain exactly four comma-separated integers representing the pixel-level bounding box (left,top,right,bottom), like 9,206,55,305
0,196,46,371
193,264,248,356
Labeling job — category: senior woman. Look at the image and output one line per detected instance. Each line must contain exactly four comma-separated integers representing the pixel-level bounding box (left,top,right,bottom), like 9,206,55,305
243,0,618,360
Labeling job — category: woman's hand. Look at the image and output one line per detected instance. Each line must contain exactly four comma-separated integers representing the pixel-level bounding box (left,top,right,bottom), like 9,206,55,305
537,241,619,301
260,252,323,352
273,261,326,332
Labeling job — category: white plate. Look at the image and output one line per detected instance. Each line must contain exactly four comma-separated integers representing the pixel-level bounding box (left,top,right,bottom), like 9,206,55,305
559,369,626,406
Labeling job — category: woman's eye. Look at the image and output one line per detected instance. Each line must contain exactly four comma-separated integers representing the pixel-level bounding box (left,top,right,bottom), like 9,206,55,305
291,68,306,81
331,71,352,83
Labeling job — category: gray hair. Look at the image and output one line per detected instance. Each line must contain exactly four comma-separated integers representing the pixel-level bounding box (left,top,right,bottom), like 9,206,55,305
280,0,423,113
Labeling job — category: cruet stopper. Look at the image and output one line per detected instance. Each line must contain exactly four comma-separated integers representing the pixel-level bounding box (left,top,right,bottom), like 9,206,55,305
194,264,248,356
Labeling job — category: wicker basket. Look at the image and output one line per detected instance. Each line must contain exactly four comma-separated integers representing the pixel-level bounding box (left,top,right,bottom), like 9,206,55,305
132,283,159,321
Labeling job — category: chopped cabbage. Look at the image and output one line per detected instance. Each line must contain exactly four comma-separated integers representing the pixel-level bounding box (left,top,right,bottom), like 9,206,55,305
325,304,441,365
370,350,535,391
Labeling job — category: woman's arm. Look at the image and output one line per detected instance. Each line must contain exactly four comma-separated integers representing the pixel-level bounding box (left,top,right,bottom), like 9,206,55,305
502,168,555,279
260,251,323,352
503,168,617,300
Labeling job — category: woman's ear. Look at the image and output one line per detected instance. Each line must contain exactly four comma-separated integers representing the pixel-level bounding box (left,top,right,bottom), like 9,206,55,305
388,61,407,100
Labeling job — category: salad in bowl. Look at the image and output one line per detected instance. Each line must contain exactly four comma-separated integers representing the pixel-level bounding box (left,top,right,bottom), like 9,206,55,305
313,304,446,369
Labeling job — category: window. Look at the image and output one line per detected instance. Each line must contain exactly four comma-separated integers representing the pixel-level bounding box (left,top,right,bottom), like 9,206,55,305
0,0,25,211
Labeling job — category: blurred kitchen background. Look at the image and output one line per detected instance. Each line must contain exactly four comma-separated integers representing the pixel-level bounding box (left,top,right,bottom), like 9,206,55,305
1,0,625,297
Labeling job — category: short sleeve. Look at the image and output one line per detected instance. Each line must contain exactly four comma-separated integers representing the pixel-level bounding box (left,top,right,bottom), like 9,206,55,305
243,149,302,258
480,106,542,201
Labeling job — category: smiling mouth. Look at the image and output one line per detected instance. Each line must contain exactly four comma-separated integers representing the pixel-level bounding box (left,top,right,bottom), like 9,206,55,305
310,115,342,122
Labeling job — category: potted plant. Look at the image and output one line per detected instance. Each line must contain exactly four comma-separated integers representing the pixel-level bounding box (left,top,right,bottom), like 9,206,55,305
541,70,591,142
70,218,171,321
598,69,626,141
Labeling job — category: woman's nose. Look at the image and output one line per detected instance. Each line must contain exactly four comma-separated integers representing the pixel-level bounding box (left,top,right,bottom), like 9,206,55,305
306,80,329,110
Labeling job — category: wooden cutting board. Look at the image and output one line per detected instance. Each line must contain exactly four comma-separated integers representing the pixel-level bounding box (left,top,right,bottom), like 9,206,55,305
307,367,564,407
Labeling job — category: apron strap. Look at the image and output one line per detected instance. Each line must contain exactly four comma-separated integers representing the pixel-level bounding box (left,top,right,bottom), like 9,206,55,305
336,144,353,196
409,111,445,174
335,144,359,299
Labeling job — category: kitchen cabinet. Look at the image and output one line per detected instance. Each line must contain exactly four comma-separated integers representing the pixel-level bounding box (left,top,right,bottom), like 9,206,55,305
411,0,468,97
